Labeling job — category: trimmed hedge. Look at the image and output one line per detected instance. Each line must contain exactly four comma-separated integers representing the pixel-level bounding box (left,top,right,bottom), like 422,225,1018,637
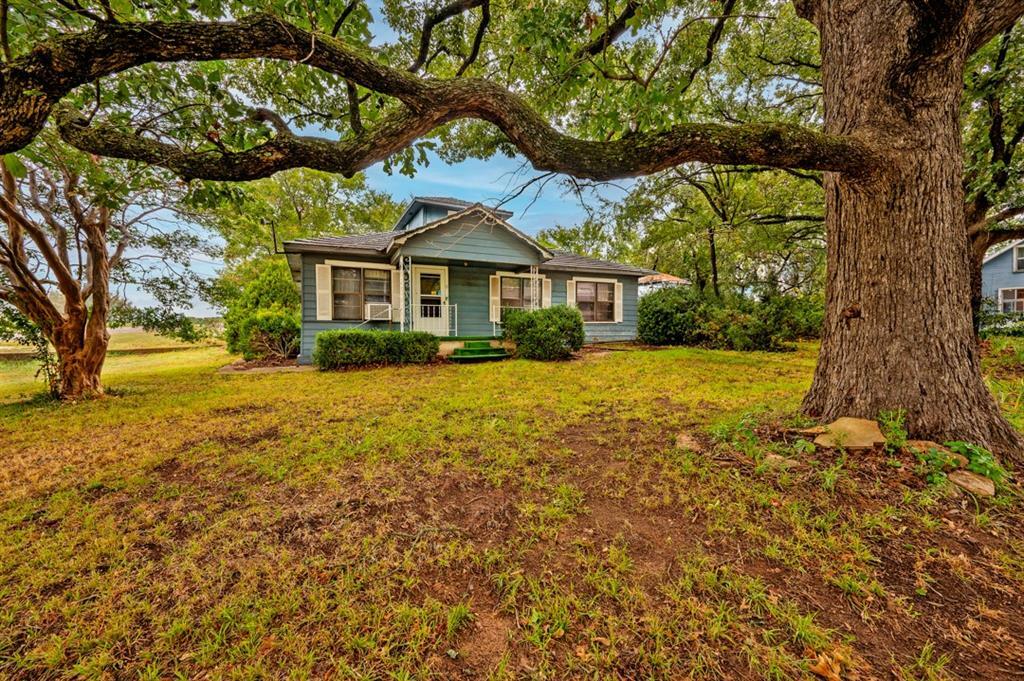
637,287,822,352
313,330,439,369
502,305,585,360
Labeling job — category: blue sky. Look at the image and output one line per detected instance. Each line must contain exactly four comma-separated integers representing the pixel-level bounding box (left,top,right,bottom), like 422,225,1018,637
365,153,621,237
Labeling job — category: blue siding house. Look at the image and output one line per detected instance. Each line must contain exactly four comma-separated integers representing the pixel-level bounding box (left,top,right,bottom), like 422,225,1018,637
982,240,1024,313
283,196,653,363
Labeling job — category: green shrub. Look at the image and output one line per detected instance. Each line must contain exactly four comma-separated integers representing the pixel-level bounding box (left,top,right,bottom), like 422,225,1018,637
224,261,301,355
636,287,708,346
637,287,822,351
313,330,439,369
236,309,300,360
978,298,1024,338
502,305,585,360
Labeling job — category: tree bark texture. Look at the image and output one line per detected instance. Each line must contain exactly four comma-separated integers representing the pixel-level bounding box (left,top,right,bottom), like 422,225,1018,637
802,0,1024,458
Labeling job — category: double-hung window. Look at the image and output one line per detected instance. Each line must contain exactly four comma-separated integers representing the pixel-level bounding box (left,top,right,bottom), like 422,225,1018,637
500,276,542,312
1000,288,1024,314
331,267,391,320
1015,246,1024,272
575,281,615,322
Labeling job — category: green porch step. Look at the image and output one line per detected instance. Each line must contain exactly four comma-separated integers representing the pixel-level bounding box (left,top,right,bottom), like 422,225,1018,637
453,346,502,356
450,340,510,363
449,350,510,363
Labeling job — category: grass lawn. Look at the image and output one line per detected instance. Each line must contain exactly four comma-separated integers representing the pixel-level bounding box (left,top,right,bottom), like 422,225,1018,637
1,342,1023,679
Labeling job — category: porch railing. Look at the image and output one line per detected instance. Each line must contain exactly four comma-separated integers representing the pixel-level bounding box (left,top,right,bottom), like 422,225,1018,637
416,304,458,336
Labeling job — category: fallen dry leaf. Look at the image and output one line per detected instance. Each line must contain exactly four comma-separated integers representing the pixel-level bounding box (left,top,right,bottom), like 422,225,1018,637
808,650,843,681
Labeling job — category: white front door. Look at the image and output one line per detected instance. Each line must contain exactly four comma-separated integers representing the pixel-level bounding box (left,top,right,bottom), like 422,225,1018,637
412,265,449,335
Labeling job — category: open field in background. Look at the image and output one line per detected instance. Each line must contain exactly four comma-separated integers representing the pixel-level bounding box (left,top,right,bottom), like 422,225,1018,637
0,327,220,355
1,342,1023,678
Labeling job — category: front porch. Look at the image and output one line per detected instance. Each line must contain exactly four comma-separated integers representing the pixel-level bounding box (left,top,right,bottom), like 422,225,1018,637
394,256,549,339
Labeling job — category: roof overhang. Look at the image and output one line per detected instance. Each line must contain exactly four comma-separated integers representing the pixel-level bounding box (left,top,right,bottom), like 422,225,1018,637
539,264,652,277
282,242,384,257
983,239,1024,265
388,204,554,259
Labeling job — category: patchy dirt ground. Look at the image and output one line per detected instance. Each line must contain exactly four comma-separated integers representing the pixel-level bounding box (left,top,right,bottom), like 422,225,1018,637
1,342,1022,679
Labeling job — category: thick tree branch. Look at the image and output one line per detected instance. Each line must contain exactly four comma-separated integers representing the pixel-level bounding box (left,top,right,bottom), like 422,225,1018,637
968,205,1024,236
330,0,360,38
969,0,1024,53
3,12,881,182
680,0,738,94
58,77,882,182
575,0,642,59
0,13,428,155
455,1,489,78
0,0,11,62
345,79,363,133
408,0,486,74
0,194,80,299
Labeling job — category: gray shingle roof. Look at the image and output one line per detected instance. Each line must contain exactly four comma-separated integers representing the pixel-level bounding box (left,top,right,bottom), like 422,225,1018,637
414,196,513,217
283,230,400,253
541,251,656,277
282,204,653,278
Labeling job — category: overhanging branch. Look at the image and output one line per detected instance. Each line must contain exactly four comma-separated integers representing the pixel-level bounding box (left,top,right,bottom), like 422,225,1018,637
58,81,882,182
6,11,881,183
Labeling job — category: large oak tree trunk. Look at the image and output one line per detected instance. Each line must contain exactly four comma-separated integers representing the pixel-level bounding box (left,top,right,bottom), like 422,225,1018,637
802,2,1024,459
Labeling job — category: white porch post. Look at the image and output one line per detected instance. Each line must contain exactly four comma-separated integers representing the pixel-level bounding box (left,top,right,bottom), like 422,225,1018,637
398,254,405,332
530,264,539,311
403,255,413,331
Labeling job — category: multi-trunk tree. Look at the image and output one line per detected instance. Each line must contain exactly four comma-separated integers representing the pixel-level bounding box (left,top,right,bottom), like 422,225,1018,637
0,136,211,399
1,1,1022,455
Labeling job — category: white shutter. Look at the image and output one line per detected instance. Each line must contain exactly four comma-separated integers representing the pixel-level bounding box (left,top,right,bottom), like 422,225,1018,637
391,269,403,322
542,278,552,308
566,280,576,307
613,281,624,323
489,275,501,322
315,264,332,320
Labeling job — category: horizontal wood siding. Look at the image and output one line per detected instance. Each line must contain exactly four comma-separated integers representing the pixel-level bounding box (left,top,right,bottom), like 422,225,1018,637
399,215,542,266
298,254,641,362
982,247,1024,302
449,265,497,337
543,271,640,342
299,254,396,363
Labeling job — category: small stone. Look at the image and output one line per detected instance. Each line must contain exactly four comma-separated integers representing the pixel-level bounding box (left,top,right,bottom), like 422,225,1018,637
948,470,995,497
813,417,887,450
675,432,704,452
763,453,802,469
446,648,459,660
905,440,968,469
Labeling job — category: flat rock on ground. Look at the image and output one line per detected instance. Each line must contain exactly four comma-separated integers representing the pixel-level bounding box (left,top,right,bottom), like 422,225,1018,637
763,453,802,470
904,440,968,469
675,433,704,452
813,417,887,450
948,470,995,497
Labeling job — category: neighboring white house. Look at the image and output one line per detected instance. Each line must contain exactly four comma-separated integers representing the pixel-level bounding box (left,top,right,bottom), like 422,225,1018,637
982,240,1024,313
638,272,687,296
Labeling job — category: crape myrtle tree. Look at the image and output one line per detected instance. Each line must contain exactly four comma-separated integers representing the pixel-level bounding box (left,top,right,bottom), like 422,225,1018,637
1,0,1023,455
0,132,214,399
